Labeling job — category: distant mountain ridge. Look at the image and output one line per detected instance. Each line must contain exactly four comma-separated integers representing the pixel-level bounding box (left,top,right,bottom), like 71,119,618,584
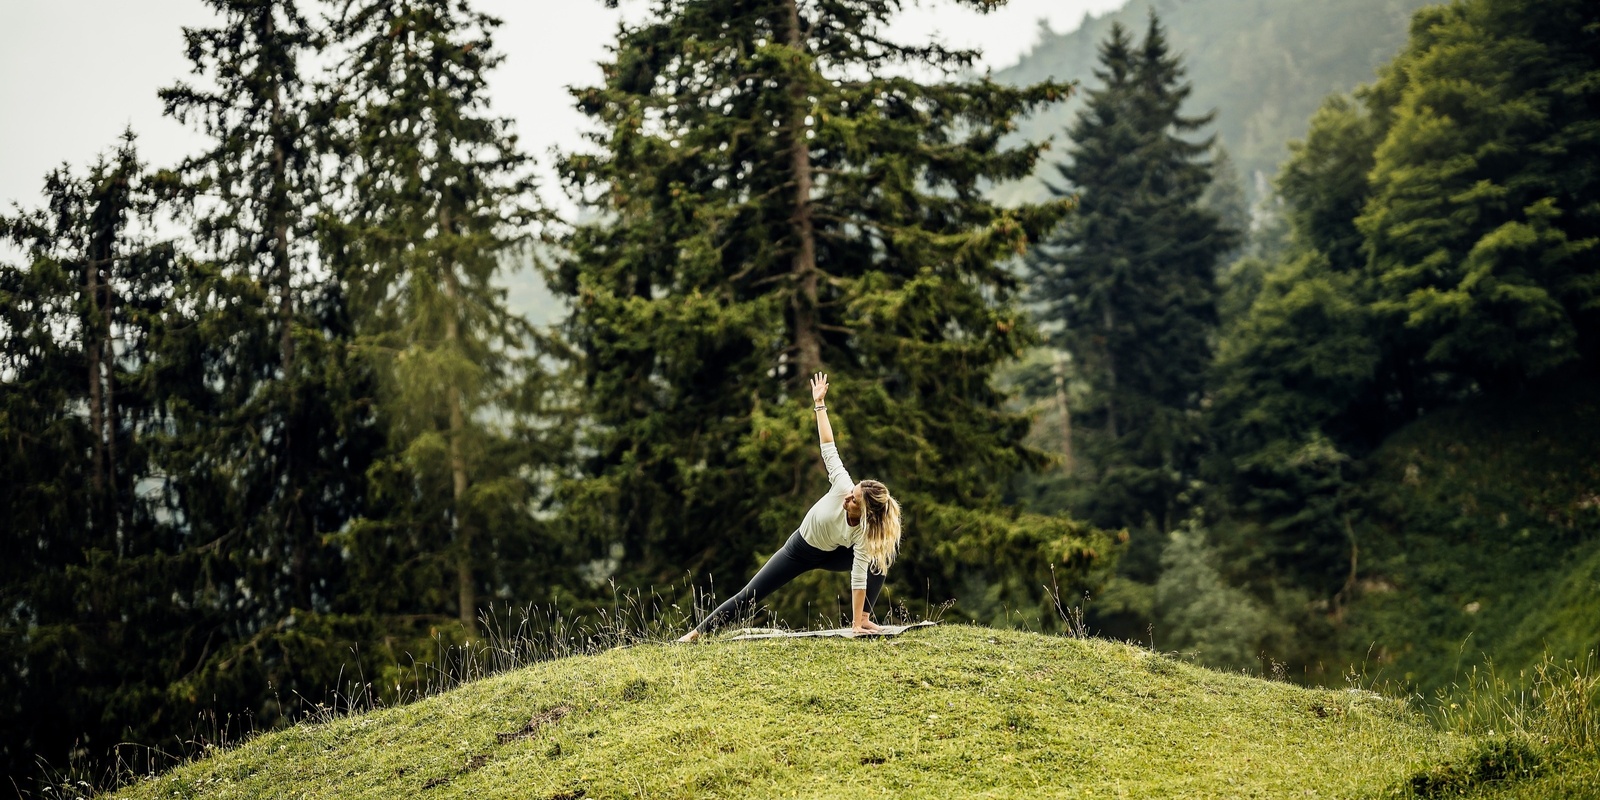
993,0,1436,203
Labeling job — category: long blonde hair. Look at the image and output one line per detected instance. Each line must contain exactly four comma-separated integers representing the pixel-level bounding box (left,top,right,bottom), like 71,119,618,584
858,479,902,575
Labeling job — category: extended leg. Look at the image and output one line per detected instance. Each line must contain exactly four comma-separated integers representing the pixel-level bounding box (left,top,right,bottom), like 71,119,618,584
693,534,815,635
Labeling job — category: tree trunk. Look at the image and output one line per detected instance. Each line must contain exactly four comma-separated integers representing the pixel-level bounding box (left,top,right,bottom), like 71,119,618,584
267,12,294,379
1053,350,1073,473
1332,515,1359,622
86,256,105,502
783,0,821,377
85,197,121,539
1102,303,1118,438
266,6,307,607
440,205,476,632
102,258,119,544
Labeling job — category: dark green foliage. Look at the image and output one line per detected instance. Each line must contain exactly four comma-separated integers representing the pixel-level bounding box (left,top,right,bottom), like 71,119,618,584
1024,15,1235,600
1205,93,1391,601
1238,0,1600,432
1275,96,1379,271
0,136,187,784
152,0,386,734
0,131,391,791
320,0,571,633
1200,0,1600,681
556,0,1113,627
1343,380,1600,697
1358,0,1600,388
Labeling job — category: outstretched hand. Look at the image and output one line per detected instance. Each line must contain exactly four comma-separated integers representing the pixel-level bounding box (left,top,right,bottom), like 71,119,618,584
811,372,829,405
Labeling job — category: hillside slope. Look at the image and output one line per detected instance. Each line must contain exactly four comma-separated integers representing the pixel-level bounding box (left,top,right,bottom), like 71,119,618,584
1343,380,1600,698
992,0,1434,205
112,625,1529,800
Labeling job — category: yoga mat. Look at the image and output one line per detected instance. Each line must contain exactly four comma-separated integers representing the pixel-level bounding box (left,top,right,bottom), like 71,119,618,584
726,620,938,640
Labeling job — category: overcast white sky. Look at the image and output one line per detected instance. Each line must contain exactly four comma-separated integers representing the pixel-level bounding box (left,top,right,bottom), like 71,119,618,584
0,0,1125,214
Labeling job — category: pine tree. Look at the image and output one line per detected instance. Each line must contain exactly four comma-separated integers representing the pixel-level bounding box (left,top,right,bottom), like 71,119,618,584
322,0,568,634
0,136,195,787
1025,15,1235,556
158,0,380,720
557,0,1111,625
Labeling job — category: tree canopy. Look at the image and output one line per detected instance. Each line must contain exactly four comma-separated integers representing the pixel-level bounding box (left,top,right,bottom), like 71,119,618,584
555,0,1113,627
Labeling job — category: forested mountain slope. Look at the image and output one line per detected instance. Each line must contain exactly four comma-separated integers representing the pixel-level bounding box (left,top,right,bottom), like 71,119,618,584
1344,378,1600,697
993,0,1435,203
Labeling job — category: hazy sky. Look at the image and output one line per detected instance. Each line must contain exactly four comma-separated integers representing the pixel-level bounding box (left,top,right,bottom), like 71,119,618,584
0,0,1125,214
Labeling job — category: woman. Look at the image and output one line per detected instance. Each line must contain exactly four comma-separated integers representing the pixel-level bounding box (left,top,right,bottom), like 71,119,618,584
676,372,903,642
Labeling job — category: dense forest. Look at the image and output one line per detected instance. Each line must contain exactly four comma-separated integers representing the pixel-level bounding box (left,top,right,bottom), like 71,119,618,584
1004,0,1600,689
2,0,1596,792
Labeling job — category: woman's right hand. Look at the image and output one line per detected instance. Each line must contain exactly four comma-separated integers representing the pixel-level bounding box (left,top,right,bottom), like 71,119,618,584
811,372,829,405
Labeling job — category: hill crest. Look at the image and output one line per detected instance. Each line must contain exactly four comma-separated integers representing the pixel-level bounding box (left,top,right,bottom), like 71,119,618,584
112,624,1484,799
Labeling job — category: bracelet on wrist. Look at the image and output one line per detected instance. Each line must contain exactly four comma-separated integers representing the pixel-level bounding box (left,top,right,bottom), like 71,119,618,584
814,404,826,411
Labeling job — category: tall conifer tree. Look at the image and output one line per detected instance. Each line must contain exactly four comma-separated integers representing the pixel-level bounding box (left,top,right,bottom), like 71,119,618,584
324,0,566,633
1026,16,1234,551
0,137,196,786
558,0,1111,625
158,0,378,710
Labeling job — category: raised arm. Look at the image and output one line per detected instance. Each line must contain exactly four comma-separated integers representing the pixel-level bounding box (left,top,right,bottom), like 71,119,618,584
813,373,854,490
811,372,833,445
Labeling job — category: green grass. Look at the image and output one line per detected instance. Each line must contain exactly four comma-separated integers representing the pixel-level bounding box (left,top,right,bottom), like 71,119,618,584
110,624,1541,800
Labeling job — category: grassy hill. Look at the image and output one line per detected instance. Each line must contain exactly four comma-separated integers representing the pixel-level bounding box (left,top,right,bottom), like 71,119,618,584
109,625,1595,799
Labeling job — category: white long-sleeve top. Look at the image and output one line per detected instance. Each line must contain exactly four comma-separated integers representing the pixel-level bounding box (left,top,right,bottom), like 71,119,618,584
797,442,871,589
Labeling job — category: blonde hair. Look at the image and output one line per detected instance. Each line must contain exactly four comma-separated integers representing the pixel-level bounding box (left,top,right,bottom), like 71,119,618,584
858,479,902,575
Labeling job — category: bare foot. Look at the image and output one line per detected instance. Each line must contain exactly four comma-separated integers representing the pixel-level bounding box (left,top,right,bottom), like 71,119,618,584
675,630,702,644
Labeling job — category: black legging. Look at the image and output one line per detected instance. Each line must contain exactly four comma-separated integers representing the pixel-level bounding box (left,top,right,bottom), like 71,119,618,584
695,530,885,634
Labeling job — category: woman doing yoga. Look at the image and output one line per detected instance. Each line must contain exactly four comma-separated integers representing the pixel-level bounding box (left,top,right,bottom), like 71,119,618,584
676,373,903,643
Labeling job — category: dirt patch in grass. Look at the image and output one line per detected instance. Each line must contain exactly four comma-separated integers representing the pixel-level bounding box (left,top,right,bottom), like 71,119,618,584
497,704,574,744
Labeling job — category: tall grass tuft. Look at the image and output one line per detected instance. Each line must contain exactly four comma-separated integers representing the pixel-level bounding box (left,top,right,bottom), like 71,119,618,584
369,580,706,711
23,583,703,800
1393,650,1600,796
1433,651,1599,756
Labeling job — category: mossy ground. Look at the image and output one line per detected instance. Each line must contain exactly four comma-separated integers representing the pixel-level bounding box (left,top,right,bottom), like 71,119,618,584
112,625,1529,800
